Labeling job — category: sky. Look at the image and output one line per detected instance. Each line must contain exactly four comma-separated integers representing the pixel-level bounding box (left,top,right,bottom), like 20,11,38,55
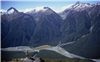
1,0,100,12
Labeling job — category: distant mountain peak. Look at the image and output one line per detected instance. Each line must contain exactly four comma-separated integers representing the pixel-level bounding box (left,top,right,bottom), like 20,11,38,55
34,7,54,13
42,7,55,14
68,1,93,11
43,7,51,10
7,7,19,14
72,1,91,8
27,7,55,15
75,1,90,5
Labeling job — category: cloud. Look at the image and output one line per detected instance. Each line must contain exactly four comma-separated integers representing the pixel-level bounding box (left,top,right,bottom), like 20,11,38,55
0,9,7,12
19,8,34,13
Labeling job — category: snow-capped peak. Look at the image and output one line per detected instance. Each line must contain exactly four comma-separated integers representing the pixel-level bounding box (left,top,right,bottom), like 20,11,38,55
7,9,15,14
33,7,54,13
7,7,19,14
26,7,55,15
71,1,92,11
34,7,48,12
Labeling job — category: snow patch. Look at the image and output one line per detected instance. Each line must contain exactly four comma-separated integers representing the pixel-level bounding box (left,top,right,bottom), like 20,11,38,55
7,9,15,14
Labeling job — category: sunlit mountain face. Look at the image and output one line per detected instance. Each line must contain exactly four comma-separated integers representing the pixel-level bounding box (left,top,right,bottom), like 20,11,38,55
1,1,100,61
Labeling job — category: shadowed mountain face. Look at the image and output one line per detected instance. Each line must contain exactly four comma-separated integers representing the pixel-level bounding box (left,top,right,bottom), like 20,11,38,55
1,8,36,47
28,7,63,46
61,2,100,58
1,7,63,47
1,2,100,58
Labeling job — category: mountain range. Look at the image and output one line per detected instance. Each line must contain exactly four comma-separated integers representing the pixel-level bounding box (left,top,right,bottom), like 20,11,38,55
1,1,100,58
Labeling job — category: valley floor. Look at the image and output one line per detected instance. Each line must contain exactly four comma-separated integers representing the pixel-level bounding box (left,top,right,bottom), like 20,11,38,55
2,58,95,62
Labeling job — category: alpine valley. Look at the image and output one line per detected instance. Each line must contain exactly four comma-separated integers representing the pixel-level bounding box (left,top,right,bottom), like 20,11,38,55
1,1,100,59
